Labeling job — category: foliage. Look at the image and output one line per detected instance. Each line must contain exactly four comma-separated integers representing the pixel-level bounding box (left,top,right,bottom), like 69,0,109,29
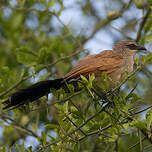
0,0,152,152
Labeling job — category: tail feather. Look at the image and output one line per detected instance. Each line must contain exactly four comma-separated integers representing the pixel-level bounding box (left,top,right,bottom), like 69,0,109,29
2,78,63,110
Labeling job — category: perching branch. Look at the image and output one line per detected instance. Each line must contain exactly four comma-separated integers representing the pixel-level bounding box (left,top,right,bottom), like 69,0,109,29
35,102,111,152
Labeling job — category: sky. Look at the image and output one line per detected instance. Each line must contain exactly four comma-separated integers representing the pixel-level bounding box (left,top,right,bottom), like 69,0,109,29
58,0,143,53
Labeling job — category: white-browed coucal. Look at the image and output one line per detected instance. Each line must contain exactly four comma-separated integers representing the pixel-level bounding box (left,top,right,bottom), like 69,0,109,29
2,40,146,110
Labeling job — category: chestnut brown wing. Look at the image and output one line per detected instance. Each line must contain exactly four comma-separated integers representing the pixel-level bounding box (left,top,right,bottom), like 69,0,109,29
64,50,124,79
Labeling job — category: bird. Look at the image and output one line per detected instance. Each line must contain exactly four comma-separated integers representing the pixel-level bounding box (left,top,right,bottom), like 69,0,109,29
2,40,146,110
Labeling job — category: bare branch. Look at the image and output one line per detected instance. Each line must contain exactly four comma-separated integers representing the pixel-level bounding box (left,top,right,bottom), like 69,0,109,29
66,115,87,136
136,7,151,42
82,0,133,43
1,114,38,138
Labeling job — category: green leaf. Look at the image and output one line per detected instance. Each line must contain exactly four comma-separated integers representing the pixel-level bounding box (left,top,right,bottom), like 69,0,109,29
84,100,91,115
8,149,12,152
0,147,6,152
63,101,69,113
101,72,108,90
89,73,95,82
48,134,56,141
122,103,130,113
108,134,118,142
133,0,144,9
31,123,37,133
67,84,75,92
16,47,37,57
35,64,46,73
126,92,142,103
88,73,95,88
141,55,146,64
133,121,146,130
145,33,152,43
20,68,26,78
55,104,64,112
48,0,56,7
107,11,119,19
41,132,47,144
123,123,129,131
12,14,23,29
37,132,47,145
145,52,152,63
147,0,152,6
144,14,152,33
16,47,38,66
21,142,24,151
37,136,42,144
80,75,88,84
45,124,58,130
146,109,152,130
16,144,21,152
74,142,80,152
38,47,47,64
135,55,139,65
16,52,37,66
30,66,35,76
27,146,32,152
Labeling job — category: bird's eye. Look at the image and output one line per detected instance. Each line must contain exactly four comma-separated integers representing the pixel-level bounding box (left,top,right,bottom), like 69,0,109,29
126,44,137,50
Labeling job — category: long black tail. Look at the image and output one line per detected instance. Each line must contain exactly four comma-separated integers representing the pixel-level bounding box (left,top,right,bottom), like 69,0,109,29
2,78,64,110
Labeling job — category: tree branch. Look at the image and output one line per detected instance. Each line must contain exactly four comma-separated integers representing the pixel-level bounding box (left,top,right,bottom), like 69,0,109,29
136,7,151,42
1,114,38,138
82,0,133,44
35,102,111,152
0,75,32,98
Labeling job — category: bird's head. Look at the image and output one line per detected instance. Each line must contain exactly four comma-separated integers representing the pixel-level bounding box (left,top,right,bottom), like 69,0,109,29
113,40,147,57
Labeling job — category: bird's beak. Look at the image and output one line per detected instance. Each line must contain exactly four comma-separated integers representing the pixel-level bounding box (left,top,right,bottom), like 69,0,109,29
135,45,147,54
136,45,147,51
136,45,148,54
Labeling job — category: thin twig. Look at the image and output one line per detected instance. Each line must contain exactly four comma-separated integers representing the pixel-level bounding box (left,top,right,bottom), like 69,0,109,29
144,144,152,151
127,137,146,151
139,130,143,152
35,102,111,152
136,7,151,42
66,116,87,136
78,124,112,141
1,114,38,138
133,105,152,115
78,117,133,141
82,0,133,43
0,75,32,98
31,90,83,112
0,6,83,47
114,137,119,152
109,24,132,40
0,49,85,100
45,48,86,70
110,66,141,93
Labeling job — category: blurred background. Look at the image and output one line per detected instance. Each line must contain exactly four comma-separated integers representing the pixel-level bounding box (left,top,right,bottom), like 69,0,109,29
0,0,152,151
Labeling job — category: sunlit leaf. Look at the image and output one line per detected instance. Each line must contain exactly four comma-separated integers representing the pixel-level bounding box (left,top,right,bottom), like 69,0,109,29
146,109,152,130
